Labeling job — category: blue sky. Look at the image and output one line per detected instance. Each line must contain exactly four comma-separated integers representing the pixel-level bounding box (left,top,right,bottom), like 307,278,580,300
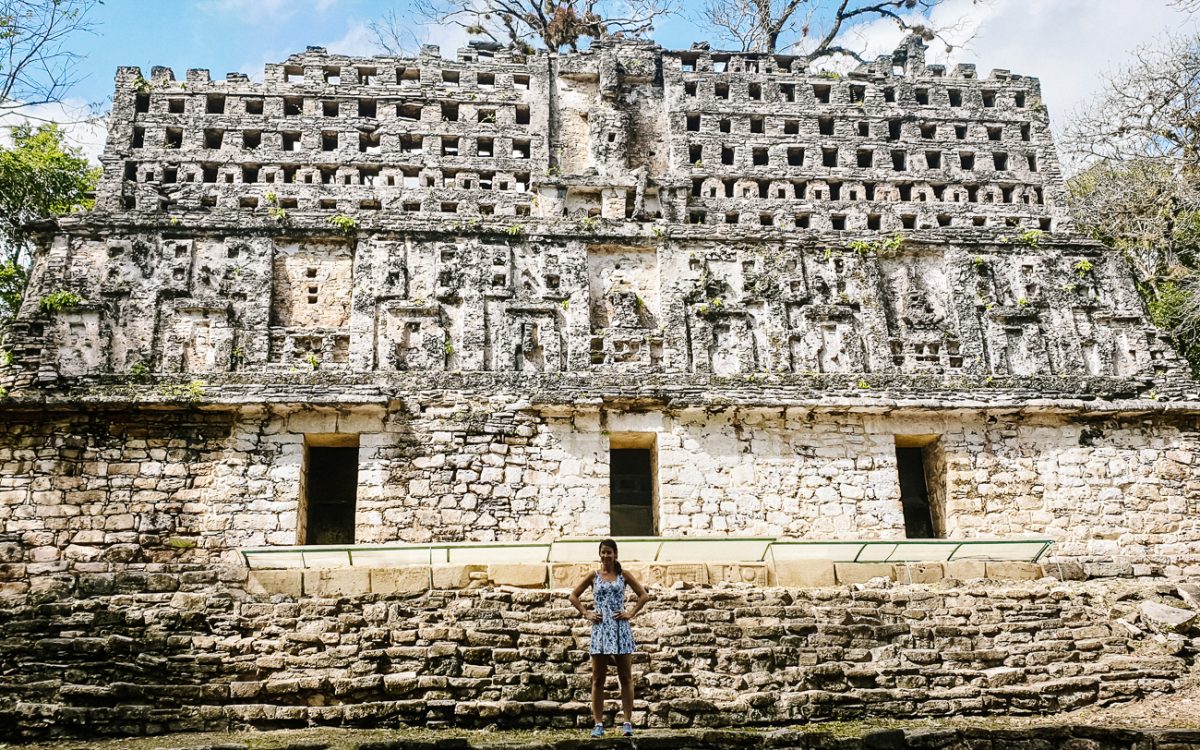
19,0,1200,163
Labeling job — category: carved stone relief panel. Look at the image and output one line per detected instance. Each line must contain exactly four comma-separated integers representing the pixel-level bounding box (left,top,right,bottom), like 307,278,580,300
788,307,867,374
555,75,599,176
985,312,1052,376
161,303,234,374
270,242,353,329
55,309,103,377
880,253,963,373
485,303,564,372
587,245,661,369
376,303,445,372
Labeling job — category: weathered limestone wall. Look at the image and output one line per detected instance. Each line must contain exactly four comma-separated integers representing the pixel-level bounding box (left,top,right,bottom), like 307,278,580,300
22,228,1180,384
0,578,1190,741
3,405,1200,578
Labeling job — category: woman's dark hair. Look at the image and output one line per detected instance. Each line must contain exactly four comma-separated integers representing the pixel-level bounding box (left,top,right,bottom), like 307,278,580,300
599,538,622,576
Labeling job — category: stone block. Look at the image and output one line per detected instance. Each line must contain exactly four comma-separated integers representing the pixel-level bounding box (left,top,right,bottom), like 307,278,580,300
893,562,944,584
302,568,370,597
636,562,708,588
550,562,595,590
432,563,486,589
370,566,430,595
708,562,768,586
1042,561,1087,581
944,560,988,580
487,563,547,588
834,563,895,585
1140,600,1199,634
246,569,302,597
772,559,836,588
984,561,1043,580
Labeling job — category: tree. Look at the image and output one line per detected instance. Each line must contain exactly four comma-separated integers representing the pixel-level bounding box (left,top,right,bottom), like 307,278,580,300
0,123,97,322
696,0,967,59
1065,32,1200,373
371,0,675,55
0,0,103,115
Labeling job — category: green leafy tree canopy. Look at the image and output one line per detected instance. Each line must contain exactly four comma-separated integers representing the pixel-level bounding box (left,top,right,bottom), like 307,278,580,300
0,122,98,321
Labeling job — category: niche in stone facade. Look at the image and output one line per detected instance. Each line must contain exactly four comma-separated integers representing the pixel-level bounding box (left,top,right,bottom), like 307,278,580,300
270,242,354,329
588,245,662,368
894,435,945,539
377,303,446,372
160,303,234,373
985,313,1052,375
485,303,564,372
609,433,657,536
788,309,867,373
299,434,359,545
556,75,599,175
881,255,963,372
54,309,103,377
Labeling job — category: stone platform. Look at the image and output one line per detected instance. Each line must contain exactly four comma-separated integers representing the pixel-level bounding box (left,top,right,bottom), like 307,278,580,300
3,575,1196,742
247,559,1049,597
18,725,1200,750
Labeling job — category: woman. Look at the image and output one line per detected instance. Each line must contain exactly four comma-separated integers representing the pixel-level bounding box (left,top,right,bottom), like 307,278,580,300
568,538,652,738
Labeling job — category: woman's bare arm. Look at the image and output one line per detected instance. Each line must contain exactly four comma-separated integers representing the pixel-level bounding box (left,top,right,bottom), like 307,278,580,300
568,573,602,623
615,570,652,620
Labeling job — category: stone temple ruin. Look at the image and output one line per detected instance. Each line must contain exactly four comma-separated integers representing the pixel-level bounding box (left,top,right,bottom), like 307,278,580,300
3,36,1200,740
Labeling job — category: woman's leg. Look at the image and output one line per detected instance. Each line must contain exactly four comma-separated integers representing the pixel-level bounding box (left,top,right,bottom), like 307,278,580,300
614,654,634,724
590,655,608,724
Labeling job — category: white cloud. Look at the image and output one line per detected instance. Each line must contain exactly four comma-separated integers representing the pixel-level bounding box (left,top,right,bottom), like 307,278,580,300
0,99,107,164
326,22,382,56
198,0,344,25
322,18,470,58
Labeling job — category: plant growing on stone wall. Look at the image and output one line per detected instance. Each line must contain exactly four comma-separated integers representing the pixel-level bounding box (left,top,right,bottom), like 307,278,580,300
856,378,870,389
38,289,82,313
847,233,904,257
1016,297,1029,307
160,380,206,404
268,206,289,224
328,214,358,235
580,215,598,231
1074,259,1094,278
1019,229,1043,248
506,224,524,236
127,362,150,381
697,297,724,318
652,227,665,238
305,353,320,370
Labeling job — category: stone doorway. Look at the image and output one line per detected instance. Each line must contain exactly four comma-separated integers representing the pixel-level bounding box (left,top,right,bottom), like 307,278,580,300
609,433,657,536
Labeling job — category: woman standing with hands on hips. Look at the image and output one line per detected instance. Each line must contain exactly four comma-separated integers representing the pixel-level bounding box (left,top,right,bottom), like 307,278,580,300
569,538,652,738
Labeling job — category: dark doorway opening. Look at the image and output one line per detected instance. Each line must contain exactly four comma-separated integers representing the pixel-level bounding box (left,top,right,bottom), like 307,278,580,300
303,445,359,544
896,446,936,538
610,446,655,536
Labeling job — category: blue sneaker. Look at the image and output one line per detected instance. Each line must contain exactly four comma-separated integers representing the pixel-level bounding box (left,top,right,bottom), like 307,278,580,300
590,723,605,738
621,722,634,737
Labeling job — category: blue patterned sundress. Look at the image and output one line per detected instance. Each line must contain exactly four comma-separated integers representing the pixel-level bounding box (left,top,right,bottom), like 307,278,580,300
589,571,636,655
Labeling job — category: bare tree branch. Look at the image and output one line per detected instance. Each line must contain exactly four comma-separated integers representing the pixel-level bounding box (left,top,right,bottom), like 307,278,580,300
694,0,975,61
373,0,675,54
0,0,102,116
